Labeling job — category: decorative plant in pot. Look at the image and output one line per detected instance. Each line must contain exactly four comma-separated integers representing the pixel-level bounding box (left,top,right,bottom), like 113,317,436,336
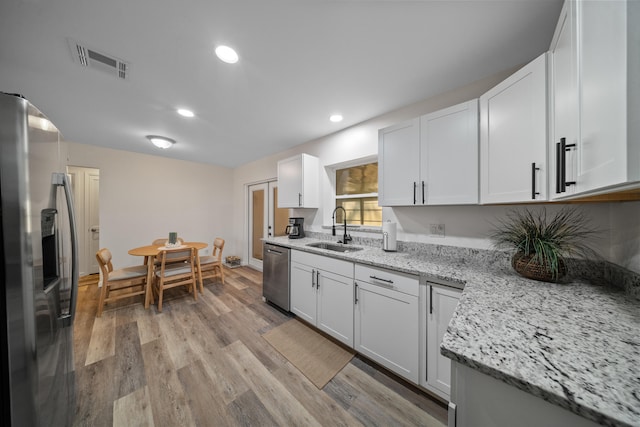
490,207,598,282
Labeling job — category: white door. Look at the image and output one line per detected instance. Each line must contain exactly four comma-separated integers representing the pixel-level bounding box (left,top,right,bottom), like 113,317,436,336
421,99,479,205
378,118,420,206
67,166,100,276
248,180,288,270
480,53,548,204
290,262,316,324
426,284,461,399
316,269,354,347
354,281,419,383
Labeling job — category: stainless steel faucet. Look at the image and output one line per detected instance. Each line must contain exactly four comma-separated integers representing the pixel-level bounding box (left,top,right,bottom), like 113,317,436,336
332,206,352,244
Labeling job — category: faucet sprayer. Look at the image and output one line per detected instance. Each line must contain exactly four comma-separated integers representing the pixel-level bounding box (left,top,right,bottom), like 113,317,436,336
331,206,352,244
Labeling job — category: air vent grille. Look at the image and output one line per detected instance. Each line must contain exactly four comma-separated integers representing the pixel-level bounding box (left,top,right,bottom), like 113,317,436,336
67,38,130,80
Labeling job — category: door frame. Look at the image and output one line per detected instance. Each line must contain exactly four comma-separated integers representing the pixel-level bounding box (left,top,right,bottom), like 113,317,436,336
246,178,288,271
67,165,100,276
248,182,269,270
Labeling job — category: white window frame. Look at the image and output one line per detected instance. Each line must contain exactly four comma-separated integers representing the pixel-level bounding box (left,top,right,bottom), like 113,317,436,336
327,155,381,229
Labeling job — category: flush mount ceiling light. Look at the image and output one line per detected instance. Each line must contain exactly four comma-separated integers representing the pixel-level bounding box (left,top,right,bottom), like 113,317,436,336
146,135,176,149
329,114,343,123
215,45,239,64
177,108,195,118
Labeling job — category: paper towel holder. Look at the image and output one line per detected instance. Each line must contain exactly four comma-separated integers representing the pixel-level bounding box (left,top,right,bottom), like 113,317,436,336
382,220,397,252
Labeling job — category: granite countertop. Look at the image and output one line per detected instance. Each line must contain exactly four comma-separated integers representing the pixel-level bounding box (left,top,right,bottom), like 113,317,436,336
265,236,640,427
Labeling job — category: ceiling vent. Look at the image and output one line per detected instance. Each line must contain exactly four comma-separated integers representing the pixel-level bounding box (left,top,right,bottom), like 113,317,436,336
67,38,130,80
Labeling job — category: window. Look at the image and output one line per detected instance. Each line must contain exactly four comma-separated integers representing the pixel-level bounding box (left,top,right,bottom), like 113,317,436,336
335,162,382,226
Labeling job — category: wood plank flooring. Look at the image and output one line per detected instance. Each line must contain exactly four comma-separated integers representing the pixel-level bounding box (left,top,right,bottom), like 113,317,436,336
73,267,447,427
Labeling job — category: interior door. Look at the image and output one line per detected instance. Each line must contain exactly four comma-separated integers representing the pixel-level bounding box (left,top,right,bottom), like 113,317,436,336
67,166,100,276
248,180,288,270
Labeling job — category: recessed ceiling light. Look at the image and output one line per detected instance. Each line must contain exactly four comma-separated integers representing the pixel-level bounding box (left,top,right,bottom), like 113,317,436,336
177,108,195,118
146,135,176,149
330,114,343,123
215,45,239,64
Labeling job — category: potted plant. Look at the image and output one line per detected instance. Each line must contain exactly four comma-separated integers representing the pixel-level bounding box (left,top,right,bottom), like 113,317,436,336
490,207,598,282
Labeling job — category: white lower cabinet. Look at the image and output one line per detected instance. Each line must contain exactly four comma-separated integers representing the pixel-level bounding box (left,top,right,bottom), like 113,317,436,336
290,250,354,347
450,362,601,427
422,281,462,401
354,265,419,383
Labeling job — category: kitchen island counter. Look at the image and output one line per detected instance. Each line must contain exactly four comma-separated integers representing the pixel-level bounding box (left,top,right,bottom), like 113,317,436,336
265,236,640,427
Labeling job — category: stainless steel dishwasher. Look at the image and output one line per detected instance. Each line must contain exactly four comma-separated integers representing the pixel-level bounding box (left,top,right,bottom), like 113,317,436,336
263,243,290,311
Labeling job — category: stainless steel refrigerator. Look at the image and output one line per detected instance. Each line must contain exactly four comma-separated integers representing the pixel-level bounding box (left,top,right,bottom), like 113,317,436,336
0,92,78,426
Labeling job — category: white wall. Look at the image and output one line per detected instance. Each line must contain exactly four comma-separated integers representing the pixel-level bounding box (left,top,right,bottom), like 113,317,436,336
609,201,640,273
64,142,234,269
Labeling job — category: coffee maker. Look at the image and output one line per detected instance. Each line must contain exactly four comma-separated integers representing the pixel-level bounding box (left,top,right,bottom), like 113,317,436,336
285,217,305,239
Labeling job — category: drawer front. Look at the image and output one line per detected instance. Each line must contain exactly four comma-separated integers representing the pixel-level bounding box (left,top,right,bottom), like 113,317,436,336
355,264,419,296
291,249,354,278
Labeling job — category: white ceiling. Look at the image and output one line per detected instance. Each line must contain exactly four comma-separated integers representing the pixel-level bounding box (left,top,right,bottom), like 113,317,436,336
0,0,562,168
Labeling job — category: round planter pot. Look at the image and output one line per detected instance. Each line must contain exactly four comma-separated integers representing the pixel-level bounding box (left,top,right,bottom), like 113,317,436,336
511,252,567,283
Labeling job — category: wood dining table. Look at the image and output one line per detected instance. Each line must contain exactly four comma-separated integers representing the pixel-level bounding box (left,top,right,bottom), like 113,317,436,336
128,241,208,309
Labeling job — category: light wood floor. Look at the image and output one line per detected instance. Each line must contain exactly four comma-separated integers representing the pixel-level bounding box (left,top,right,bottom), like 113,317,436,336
73,267,447,427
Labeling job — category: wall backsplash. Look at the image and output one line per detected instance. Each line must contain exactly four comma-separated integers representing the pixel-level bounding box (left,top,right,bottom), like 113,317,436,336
306,228,640,301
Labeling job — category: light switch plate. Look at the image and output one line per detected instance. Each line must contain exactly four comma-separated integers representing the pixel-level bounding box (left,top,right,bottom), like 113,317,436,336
430,223,445,237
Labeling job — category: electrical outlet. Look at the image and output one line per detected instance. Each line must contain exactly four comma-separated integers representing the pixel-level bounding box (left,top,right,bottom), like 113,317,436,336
430,223,445,238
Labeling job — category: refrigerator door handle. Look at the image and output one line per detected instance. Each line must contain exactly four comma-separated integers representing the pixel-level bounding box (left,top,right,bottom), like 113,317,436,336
53,172,78,327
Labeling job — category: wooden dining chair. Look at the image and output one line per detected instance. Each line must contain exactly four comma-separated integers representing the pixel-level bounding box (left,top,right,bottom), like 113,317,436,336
153,247,197,312
196,237,225,292
95,248,149,317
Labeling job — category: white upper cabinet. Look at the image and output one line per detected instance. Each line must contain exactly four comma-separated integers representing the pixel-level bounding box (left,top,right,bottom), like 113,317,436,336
378,118,421,206
379,100,479,206
480,53,548,204
550,0,640,199
420,100,479,205
277,154,320,208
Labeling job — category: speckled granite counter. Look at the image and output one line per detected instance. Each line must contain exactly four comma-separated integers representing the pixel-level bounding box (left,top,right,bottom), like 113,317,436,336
265,236,640,427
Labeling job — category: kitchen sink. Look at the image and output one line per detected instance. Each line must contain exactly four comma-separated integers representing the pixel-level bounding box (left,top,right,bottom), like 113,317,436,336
306,242,363,253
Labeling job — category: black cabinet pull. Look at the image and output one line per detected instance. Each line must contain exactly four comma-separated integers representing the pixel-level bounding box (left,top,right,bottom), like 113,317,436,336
556,137,577,194
531,163,540,200
316,270,320,289
422,181,425,204
354,282,359,304
369,275,394,284
429,285,433,314
560,138,567,193
556,141,562,194
565,141,576,187
413,182,417,204
298,193,302,207
311,269,316,288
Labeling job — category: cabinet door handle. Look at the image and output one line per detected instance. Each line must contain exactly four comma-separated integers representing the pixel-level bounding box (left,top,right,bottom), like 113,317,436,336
429,285,433,314
316,270,320,289
531,163,540,200
311,269,316,288
298,193,302,207
564,140,576,188
558,137,578,193
354,282,359,304
556,141,562,194
369,275,393,284
413,182,417,204
560,138,567,193
422,181,425,204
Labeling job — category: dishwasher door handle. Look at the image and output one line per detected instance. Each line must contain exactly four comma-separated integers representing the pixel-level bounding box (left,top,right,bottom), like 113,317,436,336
266,249,283,255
